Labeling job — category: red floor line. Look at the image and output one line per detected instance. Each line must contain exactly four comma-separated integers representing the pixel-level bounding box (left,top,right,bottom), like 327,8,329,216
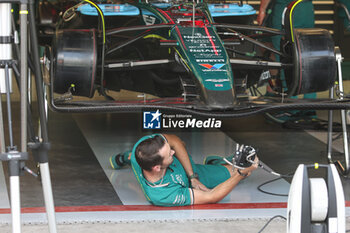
0,201,349,214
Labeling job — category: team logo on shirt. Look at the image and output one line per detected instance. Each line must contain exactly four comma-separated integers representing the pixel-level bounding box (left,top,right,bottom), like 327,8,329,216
171,174,185,186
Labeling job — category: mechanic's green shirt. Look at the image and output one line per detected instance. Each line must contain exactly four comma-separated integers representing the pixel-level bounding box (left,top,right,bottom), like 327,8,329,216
130,134,193,206
265,0,314,61
265,0,314,45
130,134,231,206
269,0,314,30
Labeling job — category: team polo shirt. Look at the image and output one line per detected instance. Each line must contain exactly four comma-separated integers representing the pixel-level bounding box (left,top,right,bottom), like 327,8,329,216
130,134,193,206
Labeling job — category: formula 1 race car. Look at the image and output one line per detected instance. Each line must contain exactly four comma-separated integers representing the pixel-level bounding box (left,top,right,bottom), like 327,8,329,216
38,0,346,116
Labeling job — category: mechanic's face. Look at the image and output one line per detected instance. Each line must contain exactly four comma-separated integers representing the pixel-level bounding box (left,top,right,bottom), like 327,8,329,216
159,142,174,169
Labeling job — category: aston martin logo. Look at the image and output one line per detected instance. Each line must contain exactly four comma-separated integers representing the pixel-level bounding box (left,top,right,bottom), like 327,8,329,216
199,64,225,70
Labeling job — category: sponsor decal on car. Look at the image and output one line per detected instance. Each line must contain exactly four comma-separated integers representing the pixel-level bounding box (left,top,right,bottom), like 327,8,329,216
199,64,225,71
205,79,230,82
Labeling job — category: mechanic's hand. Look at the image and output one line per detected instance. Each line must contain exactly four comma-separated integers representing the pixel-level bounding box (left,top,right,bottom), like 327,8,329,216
240,156,259,177
191,178,210,191
257,11,266,26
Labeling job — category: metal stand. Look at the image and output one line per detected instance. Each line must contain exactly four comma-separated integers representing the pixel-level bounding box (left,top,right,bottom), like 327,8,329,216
0,1,57,232
327,47,350,175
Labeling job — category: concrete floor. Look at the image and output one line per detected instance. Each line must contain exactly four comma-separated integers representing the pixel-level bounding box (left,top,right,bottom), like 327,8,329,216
1,82,350,232
0,218,350,233
0,219,291,233
1,108,350,232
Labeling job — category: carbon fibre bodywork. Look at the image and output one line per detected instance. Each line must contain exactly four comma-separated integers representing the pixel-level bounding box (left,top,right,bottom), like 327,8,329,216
38,0,341,114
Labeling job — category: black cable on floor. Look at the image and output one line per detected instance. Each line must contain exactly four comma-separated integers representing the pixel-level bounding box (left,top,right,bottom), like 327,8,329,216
257,215,286,233
257,171,293,197
257,177,289,197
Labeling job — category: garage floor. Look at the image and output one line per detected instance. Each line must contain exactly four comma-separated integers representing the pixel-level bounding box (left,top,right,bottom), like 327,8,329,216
0,104,349,229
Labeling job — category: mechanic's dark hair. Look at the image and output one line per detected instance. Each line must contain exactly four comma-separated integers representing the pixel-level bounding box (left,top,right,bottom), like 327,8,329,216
135,135,166,171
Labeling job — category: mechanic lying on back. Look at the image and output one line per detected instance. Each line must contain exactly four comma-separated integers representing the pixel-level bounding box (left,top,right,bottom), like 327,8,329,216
110,134,258,206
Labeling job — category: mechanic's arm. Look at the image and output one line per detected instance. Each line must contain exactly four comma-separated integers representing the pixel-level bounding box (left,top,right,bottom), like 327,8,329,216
192,160,259,204
257,0,271,25
163,134,209,191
